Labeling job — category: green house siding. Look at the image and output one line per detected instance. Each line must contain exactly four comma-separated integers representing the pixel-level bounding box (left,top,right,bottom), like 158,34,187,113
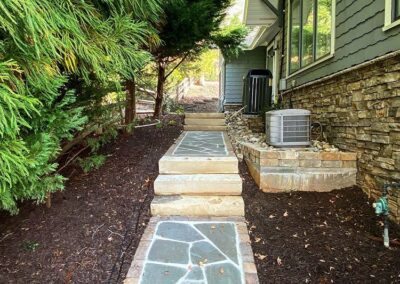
223,47,266,104
284,0,400,87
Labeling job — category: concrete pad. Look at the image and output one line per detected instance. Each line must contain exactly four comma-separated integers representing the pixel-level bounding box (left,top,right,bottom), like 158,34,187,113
185,113,225,119
184,125,227,131
154,174,242,195
151,195,245,216
185,118,226,126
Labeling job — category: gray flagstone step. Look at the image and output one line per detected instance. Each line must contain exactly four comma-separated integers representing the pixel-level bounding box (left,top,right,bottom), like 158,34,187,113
151,195,245,217
154,174,242,195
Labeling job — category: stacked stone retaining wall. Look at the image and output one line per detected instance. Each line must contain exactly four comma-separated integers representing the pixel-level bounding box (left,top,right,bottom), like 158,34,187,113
282,55,400,223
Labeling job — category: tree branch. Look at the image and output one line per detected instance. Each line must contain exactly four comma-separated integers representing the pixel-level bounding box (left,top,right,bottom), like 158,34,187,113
164,53,190,80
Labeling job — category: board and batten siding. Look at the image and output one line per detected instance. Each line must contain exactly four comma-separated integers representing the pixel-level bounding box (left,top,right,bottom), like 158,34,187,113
283,0,400,87
223,47,266,104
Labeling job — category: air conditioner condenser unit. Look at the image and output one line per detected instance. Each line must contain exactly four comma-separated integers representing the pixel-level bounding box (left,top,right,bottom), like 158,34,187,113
265,109,311,147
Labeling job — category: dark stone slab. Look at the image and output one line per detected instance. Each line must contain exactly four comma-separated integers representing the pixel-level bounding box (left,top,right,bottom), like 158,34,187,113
148,239,189,264
190,241,226,265
195,223,239,264
141,263,187,284
157,222,204,242
205,263,242,284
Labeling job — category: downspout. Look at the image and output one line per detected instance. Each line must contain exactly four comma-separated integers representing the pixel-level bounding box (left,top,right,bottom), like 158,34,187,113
277,0,286,106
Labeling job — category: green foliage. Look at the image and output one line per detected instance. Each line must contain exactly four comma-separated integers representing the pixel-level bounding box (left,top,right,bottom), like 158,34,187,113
168,120,177,126
0,0,162,213
163,96,184,114
78,155,107,173
212,17,248,60
22,241,40,252
154,0,231,59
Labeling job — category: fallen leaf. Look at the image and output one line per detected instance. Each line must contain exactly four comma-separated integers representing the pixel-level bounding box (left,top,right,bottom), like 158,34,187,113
292,233,298,238
219,267,224,274
304,244,310,249
283,211,289,217
269,214,276,219
254,237,261,243
255,253,267,260
211,225,216,229
277,257,283,265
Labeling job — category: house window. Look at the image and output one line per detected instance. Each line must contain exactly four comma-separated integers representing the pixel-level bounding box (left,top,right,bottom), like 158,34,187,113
289,0,333,74
394,0,400,21
384,0,400,30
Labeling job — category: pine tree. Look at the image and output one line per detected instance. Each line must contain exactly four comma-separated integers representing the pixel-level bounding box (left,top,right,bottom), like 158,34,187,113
0,0,161,213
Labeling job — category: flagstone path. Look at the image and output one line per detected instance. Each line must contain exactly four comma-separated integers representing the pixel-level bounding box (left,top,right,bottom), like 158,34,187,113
125,114,258,284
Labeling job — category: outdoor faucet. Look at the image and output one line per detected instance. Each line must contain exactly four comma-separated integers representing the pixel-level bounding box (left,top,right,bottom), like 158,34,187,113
372,182,400,248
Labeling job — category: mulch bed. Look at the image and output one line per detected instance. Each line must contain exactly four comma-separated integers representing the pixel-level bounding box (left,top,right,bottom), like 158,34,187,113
0,115,182,284
241,162,400,283
1,115,400,283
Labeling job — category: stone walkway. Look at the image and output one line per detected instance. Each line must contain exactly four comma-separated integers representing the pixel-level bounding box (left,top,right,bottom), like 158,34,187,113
125,117,258,284
125,217,257,284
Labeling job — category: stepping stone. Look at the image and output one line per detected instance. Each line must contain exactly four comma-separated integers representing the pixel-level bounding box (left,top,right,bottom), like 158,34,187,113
151,196,245,217
154,174,242,196
156,222,204,242
184,266,204,281
195,223,239,264
147,239,189,264
205,263,242,284
140,263,187,284
190,241,226,264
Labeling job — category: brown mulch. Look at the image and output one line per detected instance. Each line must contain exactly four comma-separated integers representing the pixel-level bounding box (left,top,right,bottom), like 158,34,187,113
241,162,400,283
0,115,183,284
1,113,400,284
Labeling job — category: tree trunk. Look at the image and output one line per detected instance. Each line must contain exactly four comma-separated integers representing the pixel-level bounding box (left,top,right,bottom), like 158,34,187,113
125,77,136,129
154,62,165,119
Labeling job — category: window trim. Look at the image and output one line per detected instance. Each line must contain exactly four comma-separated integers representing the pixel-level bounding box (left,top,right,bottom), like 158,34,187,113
384,0,400,31
286,0,336,77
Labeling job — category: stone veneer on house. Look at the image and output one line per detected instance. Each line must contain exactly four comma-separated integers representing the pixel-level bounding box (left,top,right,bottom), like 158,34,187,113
282,54,400,223
242,143,357,193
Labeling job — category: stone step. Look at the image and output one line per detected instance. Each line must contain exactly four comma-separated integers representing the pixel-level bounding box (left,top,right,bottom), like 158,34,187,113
154,174,242,196
185,113,225,119
183,125,227,131
159,156,238,174
185,118,225,126
151,195,245,216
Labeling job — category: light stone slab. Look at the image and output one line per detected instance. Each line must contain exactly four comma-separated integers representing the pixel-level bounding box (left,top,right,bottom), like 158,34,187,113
151,195,245,217
185,118,226,126
185,113,225,119
159,156,238,174
154,174,242,196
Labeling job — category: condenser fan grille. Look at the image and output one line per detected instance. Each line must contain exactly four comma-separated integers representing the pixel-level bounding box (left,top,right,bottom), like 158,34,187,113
282,116,310,143
265,109,311,147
